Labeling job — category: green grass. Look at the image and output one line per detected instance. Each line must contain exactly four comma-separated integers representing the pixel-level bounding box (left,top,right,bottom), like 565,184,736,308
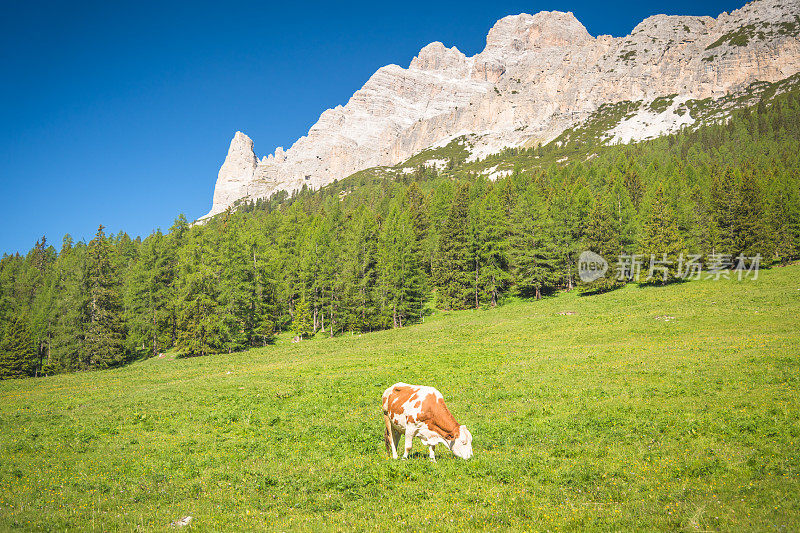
706,24,757,50
398,137,471,169
551,100,642,148
648,95,677,114
1,266,799,531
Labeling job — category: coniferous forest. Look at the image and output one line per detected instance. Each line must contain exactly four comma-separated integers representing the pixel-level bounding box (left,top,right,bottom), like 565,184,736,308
1,91,799,378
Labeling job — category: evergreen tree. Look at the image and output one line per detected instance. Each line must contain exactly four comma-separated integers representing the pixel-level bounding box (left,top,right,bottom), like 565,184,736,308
607,176,638,252
732,172,769,261
709,169,739,254
291,299,313,340
126,231,171,356
0,314,37,378
406,182,429,242
474,189,512,307
49,236,88,373
84,226,126,367
434,183,472,309
1,87,800,375
377,199,426,327
638,185,686,284
512,188,559,299
549,184,590,291
581,195,624,294
339,207,380,332
768,176,800,263
176,231,224,356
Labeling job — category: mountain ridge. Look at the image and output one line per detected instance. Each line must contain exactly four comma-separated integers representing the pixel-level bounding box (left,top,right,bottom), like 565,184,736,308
202,0,800,219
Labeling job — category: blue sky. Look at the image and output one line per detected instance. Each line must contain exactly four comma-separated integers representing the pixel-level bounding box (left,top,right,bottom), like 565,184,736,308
1,0,741,254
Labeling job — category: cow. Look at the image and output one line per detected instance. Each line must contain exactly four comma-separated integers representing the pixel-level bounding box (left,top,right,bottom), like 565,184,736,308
381,382,473,461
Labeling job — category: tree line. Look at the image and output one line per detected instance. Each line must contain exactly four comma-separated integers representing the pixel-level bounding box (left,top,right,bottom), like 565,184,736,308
1,89,799,378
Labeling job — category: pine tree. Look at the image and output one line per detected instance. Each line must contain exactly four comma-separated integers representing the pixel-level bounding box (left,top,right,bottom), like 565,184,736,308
768,175,800,263
434,183,472,309
549,184,590,291
406,182,429,242
624,167,644,209
49,235,88,372
732,172,769,261
291,298,313,340
0,314,37,379
607,176,638,252
338,207,379,332
176,230,224,356
474,188,512,306
709,169,739,254
84,225,126,368
638,185,686,284
581,195,624,294
512,188,559,299
377,199,426,327
248,239,278,347
217,220,251,352
126,231,172,357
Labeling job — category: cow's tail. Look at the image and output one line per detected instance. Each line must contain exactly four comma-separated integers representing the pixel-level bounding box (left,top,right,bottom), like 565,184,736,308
383,413,394,455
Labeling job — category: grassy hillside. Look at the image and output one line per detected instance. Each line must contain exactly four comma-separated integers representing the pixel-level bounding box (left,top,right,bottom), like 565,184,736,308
1,266,799,531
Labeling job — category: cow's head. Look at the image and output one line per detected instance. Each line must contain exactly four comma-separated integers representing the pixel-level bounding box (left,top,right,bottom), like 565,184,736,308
450,425,473,459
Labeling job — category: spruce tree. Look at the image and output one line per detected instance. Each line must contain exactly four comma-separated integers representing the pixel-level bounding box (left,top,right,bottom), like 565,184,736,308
638,185,686,284
176,231,224,356
291,299,313,340
434,183,472,309
377,199,425,327
84,225,126,368
126,231,172,357
581,195,624,294
475,189,512,307
338,207,379,332
768,176,800,263
732,172,769,261
709,169,739,254
0,314,37,379
49,235,88,372
512,188,559,299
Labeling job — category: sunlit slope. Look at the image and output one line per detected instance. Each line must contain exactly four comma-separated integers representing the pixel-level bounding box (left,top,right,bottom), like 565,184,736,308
1,266,798,530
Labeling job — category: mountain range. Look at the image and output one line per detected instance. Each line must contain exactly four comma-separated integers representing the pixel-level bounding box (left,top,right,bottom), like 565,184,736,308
201,0,800,219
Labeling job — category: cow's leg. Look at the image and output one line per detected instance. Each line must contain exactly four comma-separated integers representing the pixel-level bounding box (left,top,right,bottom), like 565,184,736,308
428,444,436,462
384,415,398,459
402,428,415,459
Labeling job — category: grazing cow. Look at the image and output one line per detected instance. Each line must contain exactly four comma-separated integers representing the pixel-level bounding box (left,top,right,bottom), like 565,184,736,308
382,382,473,461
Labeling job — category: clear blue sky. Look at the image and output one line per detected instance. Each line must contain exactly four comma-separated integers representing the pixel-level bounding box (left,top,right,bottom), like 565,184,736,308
1,0,741,254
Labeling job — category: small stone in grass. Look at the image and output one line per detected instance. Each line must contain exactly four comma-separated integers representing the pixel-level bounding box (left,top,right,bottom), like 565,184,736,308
170,516,192,528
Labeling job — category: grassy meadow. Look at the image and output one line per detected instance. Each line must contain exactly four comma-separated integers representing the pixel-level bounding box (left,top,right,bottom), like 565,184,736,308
1,266,798,531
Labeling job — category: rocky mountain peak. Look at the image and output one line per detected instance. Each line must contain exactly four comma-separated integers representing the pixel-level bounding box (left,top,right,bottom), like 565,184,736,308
210,132,258,214
484,11,592,52
221,132,257,174
409,42,468,73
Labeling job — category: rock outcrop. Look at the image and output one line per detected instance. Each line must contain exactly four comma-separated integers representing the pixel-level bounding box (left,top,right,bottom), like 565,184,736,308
202,0,800,218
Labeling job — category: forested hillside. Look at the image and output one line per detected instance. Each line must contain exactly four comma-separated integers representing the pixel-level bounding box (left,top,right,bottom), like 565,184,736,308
1,88,799,377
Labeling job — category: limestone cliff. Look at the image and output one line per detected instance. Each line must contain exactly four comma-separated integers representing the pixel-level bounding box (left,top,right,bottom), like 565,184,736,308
202,0,800,219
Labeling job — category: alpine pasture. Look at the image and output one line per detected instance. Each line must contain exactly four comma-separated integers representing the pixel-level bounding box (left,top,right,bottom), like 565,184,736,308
0,266,798,531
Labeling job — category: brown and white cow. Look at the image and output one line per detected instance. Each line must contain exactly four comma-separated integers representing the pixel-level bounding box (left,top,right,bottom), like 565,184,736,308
382,382,473,461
